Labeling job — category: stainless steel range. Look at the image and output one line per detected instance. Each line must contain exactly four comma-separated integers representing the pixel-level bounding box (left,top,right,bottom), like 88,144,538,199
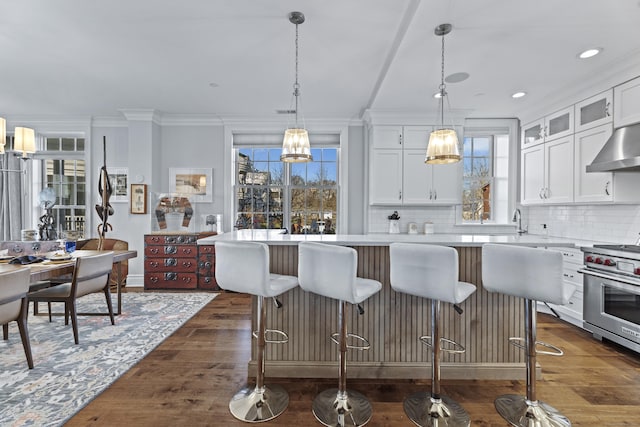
581,244,640,352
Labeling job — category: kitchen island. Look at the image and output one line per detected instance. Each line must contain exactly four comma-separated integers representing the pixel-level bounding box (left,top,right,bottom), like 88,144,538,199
198,231,582,380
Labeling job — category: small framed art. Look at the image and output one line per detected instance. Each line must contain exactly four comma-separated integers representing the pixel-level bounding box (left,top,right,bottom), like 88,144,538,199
130,184,148,214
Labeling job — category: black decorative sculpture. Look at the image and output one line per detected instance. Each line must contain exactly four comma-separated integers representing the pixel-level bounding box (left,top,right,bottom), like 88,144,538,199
95,136,113,250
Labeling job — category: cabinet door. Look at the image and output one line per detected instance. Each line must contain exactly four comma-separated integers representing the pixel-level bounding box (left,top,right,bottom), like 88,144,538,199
575,90,612,133
521,118,545,149
574,124,613,203
614,76,640,127
544,106,574,141
545,136,574,203
369,149,402,204
402,126,431,150
402,150,433,204
371,126,403,149
431,162,462,204
521,144,545,205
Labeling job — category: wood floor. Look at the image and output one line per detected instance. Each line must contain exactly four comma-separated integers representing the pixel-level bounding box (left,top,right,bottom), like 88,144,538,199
66,291,640,426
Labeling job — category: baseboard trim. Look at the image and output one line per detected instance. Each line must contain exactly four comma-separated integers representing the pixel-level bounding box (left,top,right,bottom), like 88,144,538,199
126,274,144,287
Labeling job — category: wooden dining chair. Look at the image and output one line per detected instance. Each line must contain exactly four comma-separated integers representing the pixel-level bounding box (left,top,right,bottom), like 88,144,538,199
28,251,115,344
0,267,34,368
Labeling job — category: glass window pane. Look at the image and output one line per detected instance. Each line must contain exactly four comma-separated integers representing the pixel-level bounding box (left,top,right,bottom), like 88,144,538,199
322,149,337,162
46,138,60,151
269,148,282,161
311,148,322,161
463,137,472,156
307,163,321,185
77,184,85,205
253,149,269,161
291,164,306,185
61,138,75,151
237,187,252,212
77,139,85,151
473,137,490,155
322,163,337,184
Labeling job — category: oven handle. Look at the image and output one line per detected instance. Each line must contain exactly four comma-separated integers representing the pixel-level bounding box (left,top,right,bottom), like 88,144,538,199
581,269,640,291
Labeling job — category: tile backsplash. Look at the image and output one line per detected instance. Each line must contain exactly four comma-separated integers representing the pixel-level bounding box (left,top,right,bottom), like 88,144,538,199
368,204,640,243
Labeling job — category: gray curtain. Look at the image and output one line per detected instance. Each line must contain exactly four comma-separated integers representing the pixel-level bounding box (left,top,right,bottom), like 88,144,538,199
0,154,24,241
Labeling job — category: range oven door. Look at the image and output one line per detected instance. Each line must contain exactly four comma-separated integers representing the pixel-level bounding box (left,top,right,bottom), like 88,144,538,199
583,270,640,350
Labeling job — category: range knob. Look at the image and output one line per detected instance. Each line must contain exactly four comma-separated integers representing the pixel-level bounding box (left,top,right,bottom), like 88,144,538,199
585,256,595,263
635,267,640,276
604,259,616,266
595,258,604,264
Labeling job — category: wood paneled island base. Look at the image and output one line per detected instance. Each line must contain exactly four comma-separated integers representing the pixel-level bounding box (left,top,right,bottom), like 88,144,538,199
253,245,529,380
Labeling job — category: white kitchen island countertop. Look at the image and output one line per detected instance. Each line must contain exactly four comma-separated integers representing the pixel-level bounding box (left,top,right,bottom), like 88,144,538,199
198,229,599,248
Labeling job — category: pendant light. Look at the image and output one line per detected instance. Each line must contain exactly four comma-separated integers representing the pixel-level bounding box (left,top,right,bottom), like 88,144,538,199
0,117,6,154
281,11,312,163
426,23,461,165
14,126,36,159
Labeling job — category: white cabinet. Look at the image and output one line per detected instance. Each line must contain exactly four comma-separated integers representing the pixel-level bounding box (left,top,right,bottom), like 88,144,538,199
369,149,403,204
538,247,584,329
574,124,613,203
369,125,461,206
521,106,574,149
521,136,574,205
575,89,613,133
614,76,640,127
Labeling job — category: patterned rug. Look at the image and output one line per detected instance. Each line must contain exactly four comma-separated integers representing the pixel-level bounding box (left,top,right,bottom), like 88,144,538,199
0,292,216,427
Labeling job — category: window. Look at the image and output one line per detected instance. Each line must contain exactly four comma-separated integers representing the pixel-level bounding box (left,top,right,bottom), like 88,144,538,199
40,137,86,236
234,147,338,234
460,118,516,225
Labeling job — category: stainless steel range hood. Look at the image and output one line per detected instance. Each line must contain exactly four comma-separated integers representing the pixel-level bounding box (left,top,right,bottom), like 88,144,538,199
586,123,640,172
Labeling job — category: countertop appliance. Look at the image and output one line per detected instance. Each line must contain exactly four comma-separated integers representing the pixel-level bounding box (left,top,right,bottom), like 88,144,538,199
581,244,640,353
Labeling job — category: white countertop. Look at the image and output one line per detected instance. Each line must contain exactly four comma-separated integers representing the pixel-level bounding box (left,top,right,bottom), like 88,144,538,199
198,229,598,248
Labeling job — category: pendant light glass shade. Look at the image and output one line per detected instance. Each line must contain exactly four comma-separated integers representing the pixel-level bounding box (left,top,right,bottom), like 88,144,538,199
426,128,460,164
14,126,36,158
0,117,6,154
282,128,312,162
281,11,312,163
426,23,461,165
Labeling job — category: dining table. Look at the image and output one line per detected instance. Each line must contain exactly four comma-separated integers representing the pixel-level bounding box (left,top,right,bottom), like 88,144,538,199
0,249,137,315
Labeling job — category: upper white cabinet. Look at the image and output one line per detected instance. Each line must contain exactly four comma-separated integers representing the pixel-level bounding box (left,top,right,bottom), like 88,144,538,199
574,124,613,203
369,125,461,206
575,89,613,133
521,135,574,205
614,76,640,127
521,106,574,149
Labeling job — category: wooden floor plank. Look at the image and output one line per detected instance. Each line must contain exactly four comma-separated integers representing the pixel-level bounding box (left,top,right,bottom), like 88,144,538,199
66,291,640,426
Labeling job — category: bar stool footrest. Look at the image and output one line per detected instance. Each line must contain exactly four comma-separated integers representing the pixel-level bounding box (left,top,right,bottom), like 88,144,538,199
330,332,371,350
252,328,289,344
508,337,564,356
419,335,467,354
494,394,571,427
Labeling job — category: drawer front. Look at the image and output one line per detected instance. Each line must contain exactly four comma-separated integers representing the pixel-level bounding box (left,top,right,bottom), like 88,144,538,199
145,235,199,245
144,272,197,289
198,275,219,290
145,257,197,273
144,245,196,258
198,254,215,271
198,244,215,255
563,264,584,288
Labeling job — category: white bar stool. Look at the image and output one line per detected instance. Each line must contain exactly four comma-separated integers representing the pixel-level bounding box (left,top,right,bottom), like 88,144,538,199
215,241,298,423
298,242,382,427
389,243,476,427
482,243,576,427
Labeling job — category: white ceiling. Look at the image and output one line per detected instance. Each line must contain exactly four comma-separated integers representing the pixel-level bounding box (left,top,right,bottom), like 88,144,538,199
1,0,640,122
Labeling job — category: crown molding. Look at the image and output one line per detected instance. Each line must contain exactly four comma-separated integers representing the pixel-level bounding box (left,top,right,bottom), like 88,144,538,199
117,109,163,124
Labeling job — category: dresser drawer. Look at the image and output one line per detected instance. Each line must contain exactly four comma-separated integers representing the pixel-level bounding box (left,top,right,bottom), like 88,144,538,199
145,234,199,245
198,275,219,290
145,257,197,273
144,272,198,289
144,245,196,258
198,244,215,255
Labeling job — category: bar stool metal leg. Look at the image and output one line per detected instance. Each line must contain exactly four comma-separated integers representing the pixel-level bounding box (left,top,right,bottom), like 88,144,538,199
494,299,571,427
229,296,289,423
403,299,470,427
312,300,373,427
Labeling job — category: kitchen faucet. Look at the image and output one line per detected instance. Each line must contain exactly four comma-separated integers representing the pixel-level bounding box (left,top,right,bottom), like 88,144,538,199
512,208,527,235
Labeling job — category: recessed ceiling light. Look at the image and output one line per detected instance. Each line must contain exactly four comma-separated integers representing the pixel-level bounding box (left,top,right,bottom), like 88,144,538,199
512,91,527,99
578,48,602,59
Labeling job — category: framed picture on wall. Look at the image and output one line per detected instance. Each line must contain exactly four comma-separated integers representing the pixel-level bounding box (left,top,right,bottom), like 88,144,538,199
130,184,148,214
169,167,213,202
108,168,128,202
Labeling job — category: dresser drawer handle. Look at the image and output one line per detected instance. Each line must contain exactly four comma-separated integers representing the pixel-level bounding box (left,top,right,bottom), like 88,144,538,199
149,248,159,255
150,236,160,243
149,261,159,268
164,258,177,267
182,276,192,283
203,277,211,284
164,272,178,281
181,248,193,255
164,246,177,254
182,261,192,268
150,276,158,283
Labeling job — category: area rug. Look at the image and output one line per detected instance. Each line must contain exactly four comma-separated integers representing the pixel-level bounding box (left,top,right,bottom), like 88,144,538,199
0,292,216,427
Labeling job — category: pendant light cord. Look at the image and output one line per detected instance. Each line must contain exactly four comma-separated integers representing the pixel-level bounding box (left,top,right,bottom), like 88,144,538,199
439,32,446,129
293,22,300,127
